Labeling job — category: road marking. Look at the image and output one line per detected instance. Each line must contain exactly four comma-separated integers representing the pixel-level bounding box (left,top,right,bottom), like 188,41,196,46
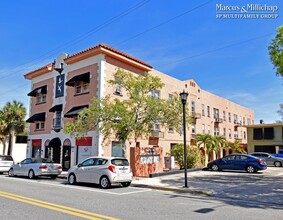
0,191,119,220
0,176,152,195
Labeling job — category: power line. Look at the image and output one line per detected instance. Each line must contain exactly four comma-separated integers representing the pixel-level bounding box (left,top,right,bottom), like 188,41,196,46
115,0,214,46
0,0,151,80
156,33,274,68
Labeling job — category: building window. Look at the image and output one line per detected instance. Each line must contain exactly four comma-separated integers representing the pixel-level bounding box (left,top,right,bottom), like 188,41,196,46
202,104,205,116
191,124,196,133
75,81,89,95
213,108,219,119
168,127,174,133
247,118,251,125
223,128,226,137
244,131,246,139
223,111,226,121
234,114,238,123
243,117,245,125
234,130,238,139
239,116,242,125
168,94,173,100
228,112,231,122
35,121,45,130
228,129,231,139
149,89,160,99
253,128,263,140
202,124,205,134
53,111,62,129
208,125,211,134
36,93,46,104
114,84,122,96
154,121,161,131
191,101,195,113
264,127,274,139
214,127,219,136
207,106,210,118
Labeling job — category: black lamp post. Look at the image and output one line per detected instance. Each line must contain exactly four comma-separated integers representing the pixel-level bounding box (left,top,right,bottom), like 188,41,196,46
179,90,189,188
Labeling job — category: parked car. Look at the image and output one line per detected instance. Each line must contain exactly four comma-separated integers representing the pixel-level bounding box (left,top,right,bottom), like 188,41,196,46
207,154,267,173
272,149,283,158
250,152,283,167
68,157,133,189
0,155,14,174
8,157,62,179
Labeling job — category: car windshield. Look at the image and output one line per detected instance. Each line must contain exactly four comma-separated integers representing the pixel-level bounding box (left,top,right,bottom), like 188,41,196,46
0,155,13,161
111,159,129,166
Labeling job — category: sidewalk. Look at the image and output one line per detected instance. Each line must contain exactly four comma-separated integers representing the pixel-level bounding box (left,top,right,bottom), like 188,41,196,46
59,169,212,196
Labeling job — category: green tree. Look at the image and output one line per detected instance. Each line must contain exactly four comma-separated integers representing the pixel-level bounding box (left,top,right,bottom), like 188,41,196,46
268,26,283,77
227,140,247,154
171,144,203,169
195,133,214,165
2,101,26,156
0,111,9,154
212,135,228,159
65,69,188,157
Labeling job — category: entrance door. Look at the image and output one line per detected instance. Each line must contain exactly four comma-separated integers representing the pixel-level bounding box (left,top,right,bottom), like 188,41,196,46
63,146,71,171
48,138,62,163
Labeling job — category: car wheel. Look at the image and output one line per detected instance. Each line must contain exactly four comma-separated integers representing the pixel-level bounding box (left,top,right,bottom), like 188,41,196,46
8,168,14,177
100,176,111,189
274,161,282,167
121,182,131,187
28,170,35,179
211,164,219,171
68,174,77,185
246,166,256,173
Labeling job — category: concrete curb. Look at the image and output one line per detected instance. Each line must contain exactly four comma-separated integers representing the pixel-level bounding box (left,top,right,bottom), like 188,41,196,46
131,183,212,196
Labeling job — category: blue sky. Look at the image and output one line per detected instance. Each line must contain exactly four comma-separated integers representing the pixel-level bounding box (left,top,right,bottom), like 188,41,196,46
0,0,282,123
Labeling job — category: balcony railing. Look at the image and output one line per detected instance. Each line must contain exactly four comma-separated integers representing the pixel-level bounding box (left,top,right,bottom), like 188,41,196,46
151,130,164,138
214,117,223,123
191,112,201,119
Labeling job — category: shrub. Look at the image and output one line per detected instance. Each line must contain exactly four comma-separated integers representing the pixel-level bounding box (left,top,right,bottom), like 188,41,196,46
171,144,203,169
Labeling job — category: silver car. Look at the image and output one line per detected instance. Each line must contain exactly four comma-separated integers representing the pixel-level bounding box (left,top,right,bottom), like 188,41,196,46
250,152,283,167
0,155,14,174
68,157,133,189
8,158,62,179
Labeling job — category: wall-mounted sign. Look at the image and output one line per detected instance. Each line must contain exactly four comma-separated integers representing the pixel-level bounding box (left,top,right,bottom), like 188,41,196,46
55,74,65,98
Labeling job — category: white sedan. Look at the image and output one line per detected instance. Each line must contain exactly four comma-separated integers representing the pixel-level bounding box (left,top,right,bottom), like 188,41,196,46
68,157,133,189
8,158,62,179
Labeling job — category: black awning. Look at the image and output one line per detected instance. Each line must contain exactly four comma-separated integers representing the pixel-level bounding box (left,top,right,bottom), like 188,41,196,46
64,105,88,118
27,85,47,97
26,112,46,123
65,72,90,87
49,104,63,112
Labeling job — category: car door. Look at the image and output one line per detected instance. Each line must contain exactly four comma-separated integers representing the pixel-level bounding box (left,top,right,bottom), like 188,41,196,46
75,158,96,183
90,158,108,184
15,158,33,175
221,155,236,169
234,155,248,170
260,153,273,166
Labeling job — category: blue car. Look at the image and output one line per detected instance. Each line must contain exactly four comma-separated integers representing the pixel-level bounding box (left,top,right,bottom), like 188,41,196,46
207,154,267,173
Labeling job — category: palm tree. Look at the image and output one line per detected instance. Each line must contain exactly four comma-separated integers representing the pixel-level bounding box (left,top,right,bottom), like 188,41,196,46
227,140,247,154
212,135,228,159
0,111,9,154
195,133,214,165
2,101,26,156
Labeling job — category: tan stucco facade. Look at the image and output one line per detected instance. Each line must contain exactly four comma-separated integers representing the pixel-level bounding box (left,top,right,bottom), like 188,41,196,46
24,43,255,168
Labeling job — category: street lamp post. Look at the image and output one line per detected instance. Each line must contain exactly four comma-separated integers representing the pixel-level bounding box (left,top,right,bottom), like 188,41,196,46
179,90,189,188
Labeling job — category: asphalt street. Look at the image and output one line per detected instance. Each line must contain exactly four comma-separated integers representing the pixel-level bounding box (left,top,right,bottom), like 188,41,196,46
0,167,283,219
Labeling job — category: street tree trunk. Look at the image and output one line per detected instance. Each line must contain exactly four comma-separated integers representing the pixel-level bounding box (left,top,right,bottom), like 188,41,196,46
7,129,14,156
